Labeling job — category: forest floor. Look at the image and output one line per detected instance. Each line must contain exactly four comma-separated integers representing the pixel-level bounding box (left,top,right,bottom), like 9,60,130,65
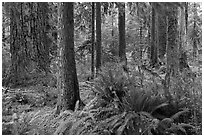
2,81,96,135
2,62,202,135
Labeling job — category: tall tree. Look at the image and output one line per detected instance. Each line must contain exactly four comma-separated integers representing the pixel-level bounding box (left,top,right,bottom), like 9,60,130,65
155,11,159,63
185,2,188,33
118,2,126,64
178,4,189,72
2,5,6,42
8,3,28,87
62,2,83,111
138,4,143,61
178,4,185,53
91,2,95,78
9,3,18,87
36,2,51,74
166,4,179,76
96,2,102,74
158,14,167,61
55,2,63,115
150,3,158,66
192,2,198,57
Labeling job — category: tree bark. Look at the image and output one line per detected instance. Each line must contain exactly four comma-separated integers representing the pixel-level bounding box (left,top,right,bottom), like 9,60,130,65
55,3,63,115
36,2,51,74
167,5,179,76
91,2,95,78
158,14,167,60
150,3,158,66
118,2,126,64
185,2,188,34
193,2,197,58
9,3,18,87
8,3,27,87
96,2,102,74
62,2,83,111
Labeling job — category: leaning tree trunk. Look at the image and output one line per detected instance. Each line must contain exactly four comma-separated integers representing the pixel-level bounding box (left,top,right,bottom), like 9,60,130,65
96,2,102,74
62,2,84,111
118,2,126,64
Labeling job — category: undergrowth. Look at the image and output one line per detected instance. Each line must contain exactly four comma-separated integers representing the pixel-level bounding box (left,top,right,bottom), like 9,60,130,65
2,62,202,135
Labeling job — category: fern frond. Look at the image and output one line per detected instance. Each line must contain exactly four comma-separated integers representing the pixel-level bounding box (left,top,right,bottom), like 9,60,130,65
178,123,195,129
151,102,169,114
116,112,137,134
54,120,73,135
170,108,189,121
69,116,92,134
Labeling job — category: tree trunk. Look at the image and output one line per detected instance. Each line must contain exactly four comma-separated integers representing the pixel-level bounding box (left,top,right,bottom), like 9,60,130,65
150,3,158,66
147,13,151,59
193,2,197,58
2,12,5,42
166,5,179,77
158,14,167,60
138,8,143,62
8,3,28,87
55,3,63,115
91,2,95,79
118,2,126,64
9,3,18,87
111,8,114,38
185,2,188,34
62,2,83,111
155,11,159,64
178,5,189,72
96,2,102,74
36,2,51,74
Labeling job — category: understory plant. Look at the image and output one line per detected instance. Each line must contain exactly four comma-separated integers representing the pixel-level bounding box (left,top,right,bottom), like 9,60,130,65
92,62,198,135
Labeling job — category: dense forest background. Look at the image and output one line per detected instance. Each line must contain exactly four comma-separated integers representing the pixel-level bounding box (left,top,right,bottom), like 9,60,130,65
2,2,202,135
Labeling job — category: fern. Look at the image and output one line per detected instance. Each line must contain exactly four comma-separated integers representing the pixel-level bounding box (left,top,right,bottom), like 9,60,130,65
54,119,73,135
170,108,189,121
69,116,92,134
91,110,153,135
124,88,166,114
